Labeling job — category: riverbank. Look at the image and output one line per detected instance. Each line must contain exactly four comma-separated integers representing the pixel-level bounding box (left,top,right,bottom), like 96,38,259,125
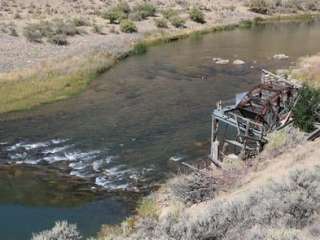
28,49,320,239
1,0,320,114
93,64,320,239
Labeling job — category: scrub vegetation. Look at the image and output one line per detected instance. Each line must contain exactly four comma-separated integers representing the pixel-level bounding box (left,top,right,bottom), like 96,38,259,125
32,148,320,240
248,0,320,14
31,221,81,240
293,86,320,132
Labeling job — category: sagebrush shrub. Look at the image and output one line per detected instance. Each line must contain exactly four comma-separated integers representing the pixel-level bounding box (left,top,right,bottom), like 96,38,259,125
169,16,185,28
32,221,82,240
23,25,43,43
249,0,320,14
248,0,272,14
189,7,205,23
121,167,320,240
73,17,90,27
162,9,178,19
136,197,158,219
48,34,68,45
120,20,137,33
154,18,168,28
103,7,127,24
133,3,156,19
168,173,216,205
117,1,131,14
92,24,103,34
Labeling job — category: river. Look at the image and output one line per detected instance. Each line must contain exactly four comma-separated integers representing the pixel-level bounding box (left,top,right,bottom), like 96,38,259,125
1,19,320,239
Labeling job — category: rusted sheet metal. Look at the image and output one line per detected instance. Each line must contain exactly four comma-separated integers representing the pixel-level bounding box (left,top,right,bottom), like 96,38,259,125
209,70,300,161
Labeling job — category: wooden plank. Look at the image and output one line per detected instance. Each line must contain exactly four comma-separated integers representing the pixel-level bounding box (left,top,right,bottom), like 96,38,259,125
224,140,255,151
307,127,320,141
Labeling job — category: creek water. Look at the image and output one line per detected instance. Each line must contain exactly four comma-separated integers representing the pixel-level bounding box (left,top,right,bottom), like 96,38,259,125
1,20,320,239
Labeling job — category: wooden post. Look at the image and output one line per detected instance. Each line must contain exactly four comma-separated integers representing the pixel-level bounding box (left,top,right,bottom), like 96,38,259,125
210,116,221,166
240,119,250,159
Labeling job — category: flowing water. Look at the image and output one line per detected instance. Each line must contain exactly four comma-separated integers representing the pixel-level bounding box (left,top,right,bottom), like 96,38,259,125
1,20,320,239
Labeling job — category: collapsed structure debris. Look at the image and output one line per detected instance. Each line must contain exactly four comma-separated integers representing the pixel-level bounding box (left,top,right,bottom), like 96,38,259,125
210,70,301,163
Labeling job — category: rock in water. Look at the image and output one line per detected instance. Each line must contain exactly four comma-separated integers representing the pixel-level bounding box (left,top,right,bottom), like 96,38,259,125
213,57,230,64
233,59,245,65
273,54,289,60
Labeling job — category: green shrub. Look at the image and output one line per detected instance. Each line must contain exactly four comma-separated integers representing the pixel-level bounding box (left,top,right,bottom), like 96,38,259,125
154,18,168,28
23,25,43,43
0,22,19,37
72,17,90,27
162,9,178,19
189,7,205,23
23,21,53,39
9,26,18,37
133,2,156,19
54,20,80,36
253,16,265,24
263,127,304,158
132,42,147,55
23,20,81,43
102,7,127,24
137,197,158,219
117,0,131,14
239,20,253,28
128,11,144,21
248,0,271,14
48,34,68,45
293,85,320,132
92,24,103,34
120,19,137,33
169,16,185,28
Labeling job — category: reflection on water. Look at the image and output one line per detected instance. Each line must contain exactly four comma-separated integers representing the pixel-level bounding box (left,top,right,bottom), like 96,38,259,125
0,20,320,238
0,165,95,207
0,165,135,239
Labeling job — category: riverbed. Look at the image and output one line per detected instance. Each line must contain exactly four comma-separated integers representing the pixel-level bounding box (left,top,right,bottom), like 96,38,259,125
1,19,320,239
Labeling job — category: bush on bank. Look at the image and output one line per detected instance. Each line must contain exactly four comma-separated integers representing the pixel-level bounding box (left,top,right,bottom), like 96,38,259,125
36,166,320,240
293,85,320,132
189,7,205,24
108,167,320,240
31,221,82,240
120,20,137,33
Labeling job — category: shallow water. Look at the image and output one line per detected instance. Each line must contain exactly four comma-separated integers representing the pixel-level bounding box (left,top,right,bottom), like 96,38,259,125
1,20,320,238
0,165,133,239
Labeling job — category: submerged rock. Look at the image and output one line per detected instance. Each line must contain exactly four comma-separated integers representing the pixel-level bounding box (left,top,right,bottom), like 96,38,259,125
213,57,230,64
273,54,289,60
233,59,245,65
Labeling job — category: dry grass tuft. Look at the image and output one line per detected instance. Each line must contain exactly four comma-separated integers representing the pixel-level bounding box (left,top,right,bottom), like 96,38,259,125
262,126,305,158
292,53,320,88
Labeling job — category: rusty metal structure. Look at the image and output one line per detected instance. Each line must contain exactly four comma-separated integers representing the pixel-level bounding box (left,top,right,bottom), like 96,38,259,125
210,70,300,163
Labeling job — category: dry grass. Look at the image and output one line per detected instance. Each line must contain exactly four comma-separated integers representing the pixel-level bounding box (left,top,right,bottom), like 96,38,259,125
291,53,320,88
112,140,320,240
0,52,116,113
